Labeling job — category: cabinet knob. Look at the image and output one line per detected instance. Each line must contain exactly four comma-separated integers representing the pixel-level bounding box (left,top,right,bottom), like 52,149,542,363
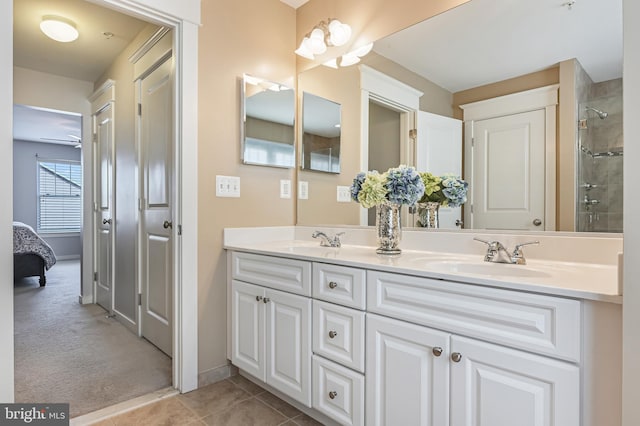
328,281,338,289
328,330,338,339
451,352,462,363
432,347,443,357
263,297,270,303
102,218,112,225
328,391,338,400
255,296,263,302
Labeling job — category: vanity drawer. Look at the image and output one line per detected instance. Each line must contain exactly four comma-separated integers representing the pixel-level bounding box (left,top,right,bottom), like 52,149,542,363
313,300,365,372
313,263,366,309
367,270,581,362
312,355,364,426
232,251,311,296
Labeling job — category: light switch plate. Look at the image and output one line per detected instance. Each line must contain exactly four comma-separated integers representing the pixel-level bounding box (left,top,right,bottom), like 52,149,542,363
298,181,309,200
280,179,292,199
216,175,240,197
337,185,351,202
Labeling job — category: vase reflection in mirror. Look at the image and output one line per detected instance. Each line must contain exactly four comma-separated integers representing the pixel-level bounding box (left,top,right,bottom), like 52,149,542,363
376,202,402,255
417,201,440,228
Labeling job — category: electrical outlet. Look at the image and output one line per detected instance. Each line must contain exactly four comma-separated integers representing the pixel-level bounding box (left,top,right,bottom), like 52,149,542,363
280,179,292,199
337,185,351,202
298,181,309,200
216,175,240,197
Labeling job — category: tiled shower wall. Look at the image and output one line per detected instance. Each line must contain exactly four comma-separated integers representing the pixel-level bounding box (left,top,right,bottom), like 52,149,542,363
577,78,623,232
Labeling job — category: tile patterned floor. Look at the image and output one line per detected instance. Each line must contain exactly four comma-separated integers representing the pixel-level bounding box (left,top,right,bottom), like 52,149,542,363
91,376,324,426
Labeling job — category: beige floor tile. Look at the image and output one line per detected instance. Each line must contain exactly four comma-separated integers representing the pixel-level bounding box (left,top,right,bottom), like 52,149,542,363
109,398,200,426
255,392,301,419
228,375,266,396
290,413,324,426
201,398,287,426
178,380,252,417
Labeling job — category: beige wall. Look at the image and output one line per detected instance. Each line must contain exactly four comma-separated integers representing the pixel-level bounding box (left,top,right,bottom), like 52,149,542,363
197,0,296,376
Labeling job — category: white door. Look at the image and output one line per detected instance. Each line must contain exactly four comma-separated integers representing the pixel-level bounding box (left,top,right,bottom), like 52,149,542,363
450,336,579,426
366,314,450,426
94,103,114,312
416,111,463,229
265,288,312,407
231,280,265,380
470,109,546,230
140,57,174,356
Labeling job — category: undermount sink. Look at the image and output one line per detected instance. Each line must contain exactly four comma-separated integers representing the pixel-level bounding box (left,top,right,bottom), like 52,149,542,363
424,260,552,278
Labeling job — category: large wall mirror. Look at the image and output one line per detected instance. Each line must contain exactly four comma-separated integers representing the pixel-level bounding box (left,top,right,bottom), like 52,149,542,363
296,0,623,233
301,92,341,173
241,74,295,168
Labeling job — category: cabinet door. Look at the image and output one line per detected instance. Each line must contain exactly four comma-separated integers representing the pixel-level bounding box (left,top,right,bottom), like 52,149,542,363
366,314,450,426
231,280,265,381
450,336,579,426
265,288,312,407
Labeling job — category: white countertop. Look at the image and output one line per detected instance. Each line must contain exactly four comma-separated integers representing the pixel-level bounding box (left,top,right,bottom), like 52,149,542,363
224,227,622,304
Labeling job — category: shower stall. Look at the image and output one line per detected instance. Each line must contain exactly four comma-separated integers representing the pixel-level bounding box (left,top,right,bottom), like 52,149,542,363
577,84,623,232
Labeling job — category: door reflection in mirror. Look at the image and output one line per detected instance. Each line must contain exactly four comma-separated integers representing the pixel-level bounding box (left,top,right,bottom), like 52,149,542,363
301,92,341,173
241,74,295,168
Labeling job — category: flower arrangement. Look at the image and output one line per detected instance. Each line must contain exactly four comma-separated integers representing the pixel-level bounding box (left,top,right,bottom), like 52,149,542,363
350,165,425,208
418,172,468,207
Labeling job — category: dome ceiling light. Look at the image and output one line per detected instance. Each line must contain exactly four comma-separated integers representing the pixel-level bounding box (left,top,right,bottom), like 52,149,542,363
40,15,79,43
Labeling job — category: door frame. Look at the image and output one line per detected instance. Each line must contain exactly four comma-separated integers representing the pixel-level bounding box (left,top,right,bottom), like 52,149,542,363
460,84,559,231
359,65,424,226
0,0,199,400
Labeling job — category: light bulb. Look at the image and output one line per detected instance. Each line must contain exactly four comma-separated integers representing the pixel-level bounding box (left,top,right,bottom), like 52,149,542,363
328,19,352,46
340,53,360,67
305,28,327,55
295,38,315,59
352,42,374,57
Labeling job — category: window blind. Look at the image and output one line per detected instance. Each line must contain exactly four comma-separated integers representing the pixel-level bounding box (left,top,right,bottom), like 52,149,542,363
37,160,82,233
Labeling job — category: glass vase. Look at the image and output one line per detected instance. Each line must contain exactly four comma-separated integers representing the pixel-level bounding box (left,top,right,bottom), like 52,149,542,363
417,201,440,228
376,202,402,255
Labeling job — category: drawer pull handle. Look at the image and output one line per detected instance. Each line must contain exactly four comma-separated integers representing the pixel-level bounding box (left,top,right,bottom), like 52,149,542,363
328,330,338,339
263,297,270,303
432,347,443,357
328,281,338,289
329,391,338,400
451,352,462,363
255,296,263,302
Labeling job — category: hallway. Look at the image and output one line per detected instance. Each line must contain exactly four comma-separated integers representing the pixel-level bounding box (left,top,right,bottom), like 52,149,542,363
14,259,171,417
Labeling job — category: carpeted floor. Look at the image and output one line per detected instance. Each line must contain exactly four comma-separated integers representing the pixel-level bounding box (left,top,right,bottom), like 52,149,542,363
14,259,172,418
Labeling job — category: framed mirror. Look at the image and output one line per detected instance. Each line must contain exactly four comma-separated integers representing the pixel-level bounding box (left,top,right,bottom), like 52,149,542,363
240,74,295,168
301,92,341,173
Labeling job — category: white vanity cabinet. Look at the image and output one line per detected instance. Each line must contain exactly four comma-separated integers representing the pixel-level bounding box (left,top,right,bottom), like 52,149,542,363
311,263,366,426
230,253,312,407
366,270,581,426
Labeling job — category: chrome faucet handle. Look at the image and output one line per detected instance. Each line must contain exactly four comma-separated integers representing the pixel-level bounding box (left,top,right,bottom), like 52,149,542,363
332,232,345,248
511,241,540,264
473,238,505,262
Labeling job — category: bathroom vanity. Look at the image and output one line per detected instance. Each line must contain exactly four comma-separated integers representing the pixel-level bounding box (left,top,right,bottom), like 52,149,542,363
225,226,622,426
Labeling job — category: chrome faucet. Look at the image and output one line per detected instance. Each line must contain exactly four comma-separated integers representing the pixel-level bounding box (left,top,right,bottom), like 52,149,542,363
473,238,539,265
312,231,344,248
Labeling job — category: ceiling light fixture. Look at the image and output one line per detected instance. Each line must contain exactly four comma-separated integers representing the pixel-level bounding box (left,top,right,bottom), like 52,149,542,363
295,18,352,60
40,15,79,43
322,43,374,69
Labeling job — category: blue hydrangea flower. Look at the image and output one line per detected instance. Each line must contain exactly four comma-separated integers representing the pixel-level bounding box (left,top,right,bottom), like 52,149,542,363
441,174,469,207
384,165,425,206
350,172,367,201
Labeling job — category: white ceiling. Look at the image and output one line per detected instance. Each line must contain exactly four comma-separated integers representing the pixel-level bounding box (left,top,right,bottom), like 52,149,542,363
13,0,149,146
373,0,623,93
279,0,310,9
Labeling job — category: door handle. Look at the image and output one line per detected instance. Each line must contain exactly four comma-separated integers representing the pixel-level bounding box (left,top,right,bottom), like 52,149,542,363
455,219,463,228
163,220,173,229
533,218,542,226
103,218,112,225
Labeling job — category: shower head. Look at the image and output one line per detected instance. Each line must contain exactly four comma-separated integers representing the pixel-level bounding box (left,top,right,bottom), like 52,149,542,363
585,106,608,119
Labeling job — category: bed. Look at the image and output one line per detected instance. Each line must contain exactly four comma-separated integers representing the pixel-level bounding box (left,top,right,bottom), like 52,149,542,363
13,221,57,286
